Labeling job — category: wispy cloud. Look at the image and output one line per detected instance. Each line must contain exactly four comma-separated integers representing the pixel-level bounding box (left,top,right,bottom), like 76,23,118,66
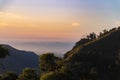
0,12,28,27
72,22,80,27
0,12,24,19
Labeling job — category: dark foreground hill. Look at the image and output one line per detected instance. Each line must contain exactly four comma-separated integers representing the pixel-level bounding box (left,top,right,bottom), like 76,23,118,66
0,45,39,74
65,28,120,62
63,27,120,80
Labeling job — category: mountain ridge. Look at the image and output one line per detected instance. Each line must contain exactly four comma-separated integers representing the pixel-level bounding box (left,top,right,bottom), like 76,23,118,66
0,44,39,74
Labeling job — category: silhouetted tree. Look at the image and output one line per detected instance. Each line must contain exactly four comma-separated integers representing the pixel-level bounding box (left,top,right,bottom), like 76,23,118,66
0,46,9,74
0,46,9,59
89,32,96,40
98,32,103,38
103,29,108,34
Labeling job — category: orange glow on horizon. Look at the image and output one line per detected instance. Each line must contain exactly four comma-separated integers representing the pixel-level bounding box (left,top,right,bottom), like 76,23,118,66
0,11,81,41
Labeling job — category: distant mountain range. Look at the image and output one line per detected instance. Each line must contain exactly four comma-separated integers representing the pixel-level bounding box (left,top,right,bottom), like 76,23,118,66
0,44,39,74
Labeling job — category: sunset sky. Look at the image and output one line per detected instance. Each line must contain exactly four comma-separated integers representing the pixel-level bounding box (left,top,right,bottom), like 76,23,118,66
0,0,120,42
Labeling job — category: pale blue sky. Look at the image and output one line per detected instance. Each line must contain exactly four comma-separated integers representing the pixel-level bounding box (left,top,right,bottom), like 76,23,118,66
8,0,120,15
7,0,120,24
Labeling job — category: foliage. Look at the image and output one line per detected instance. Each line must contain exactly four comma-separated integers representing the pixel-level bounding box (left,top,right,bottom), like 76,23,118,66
3,72,18,80
40,71,69,80
0,72,18,80
0,75,3,80
0,45,9,59
18,68,38,80
39,53,62,73
0,45,9,75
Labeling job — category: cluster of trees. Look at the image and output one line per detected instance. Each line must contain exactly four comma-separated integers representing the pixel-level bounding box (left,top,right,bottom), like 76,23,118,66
0,50,64,80
0,68,39,80
0,52,71,80
39,53,66,80
75,27,119,49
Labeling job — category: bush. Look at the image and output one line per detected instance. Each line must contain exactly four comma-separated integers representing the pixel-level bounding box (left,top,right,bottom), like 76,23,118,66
18,68,38,80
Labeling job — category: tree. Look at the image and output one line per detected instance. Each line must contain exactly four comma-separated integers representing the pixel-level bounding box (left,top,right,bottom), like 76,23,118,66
0,45,9,59
98,32,103,38
3,72,18,80
40,71,69,80
0,74,3,80
18,68,38,80
103,29,108,35
89,32,96,40
0,45,9,73
39,53,61,73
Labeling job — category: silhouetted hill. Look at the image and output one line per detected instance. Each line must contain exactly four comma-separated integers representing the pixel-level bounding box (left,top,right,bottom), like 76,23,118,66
65,28,120,61
0,45,39,74
63,27,120,80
